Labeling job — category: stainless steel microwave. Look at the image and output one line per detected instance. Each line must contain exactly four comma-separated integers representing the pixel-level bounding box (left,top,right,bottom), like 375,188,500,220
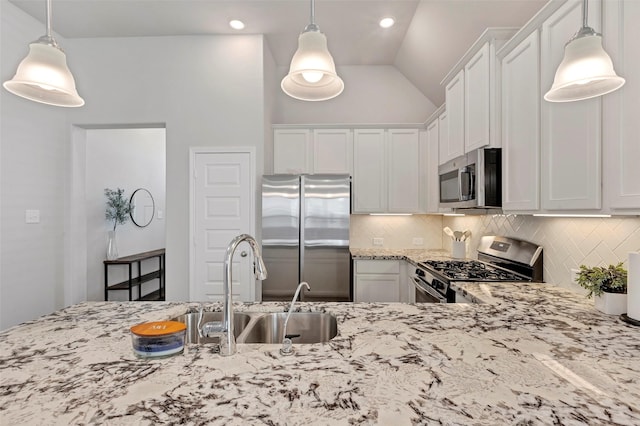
439,148,502,210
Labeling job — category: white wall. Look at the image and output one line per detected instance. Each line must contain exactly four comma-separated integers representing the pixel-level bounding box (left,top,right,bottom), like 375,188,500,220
1,2,69,329
1,0,267,329
85,128,166,301
273,65,436,124
64,34,266,302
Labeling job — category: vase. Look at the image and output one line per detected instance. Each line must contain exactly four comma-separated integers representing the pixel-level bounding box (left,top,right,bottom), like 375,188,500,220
594,292,627,315
106,230,119,260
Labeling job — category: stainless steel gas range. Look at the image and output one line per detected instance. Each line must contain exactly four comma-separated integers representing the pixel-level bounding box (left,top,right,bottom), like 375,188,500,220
412,236,543,303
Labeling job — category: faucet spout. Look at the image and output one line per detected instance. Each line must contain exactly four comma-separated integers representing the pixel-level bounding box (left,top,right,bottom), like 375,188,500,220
280,281,311,356
201,234,267,356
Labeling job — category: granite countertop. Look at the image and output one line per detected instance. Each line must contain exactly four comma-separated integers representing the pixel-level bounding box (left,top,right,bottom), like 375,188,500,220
1,283,639,425
350,248,450,264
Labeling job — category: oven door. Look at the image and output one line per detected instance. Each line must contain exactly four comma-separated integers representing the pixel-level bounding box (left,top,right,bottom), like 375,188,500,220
411,275,447,303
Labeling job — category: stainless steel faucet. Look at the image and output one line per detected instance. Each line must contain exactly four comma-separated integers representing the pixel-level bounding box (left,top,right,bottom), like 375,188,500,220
198,234,267,356
280,281,311,356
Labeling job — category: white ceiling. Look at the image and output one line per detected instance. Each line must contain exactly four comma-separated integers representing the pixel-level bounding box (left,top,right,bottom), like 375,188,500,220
10,0,547,106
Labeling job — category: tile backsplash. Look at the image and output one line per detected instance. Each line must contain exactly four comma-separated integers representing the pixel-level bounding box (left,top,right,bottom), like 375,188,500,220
350,214,640,294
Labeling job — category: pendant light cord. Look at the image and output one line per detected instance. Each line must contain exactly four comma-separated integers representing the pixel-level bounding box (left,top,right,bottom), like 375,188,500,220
310,0,315,25
582,0,588,28
46,0,52,38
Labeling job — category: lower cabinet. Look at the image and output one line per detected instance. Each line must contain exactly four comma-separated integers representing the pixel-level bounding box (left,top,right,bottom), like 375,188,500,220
354,259,410,302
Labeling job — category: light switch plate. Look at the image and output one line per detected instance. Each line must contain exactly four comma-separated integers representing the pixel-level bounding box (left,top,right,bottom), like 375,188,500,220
373,238,384,246
570,268,580,285
25,209,40,224
412,237,424,246
157,209,164,219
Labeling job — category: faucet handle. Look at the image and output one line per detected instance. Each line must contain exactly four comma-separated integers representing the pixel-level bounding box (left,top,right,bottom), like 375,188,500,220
280,337,294,356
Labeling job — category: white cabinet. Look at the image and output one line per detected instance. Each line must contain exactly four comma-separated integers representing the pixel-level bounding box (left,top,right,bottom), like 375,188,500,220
425,106,447,213
501,30,541,212
273,128,352,175
438,110,449,165
464,42,491,152
313,129,353,174
273,129,311,174
354,260,401,302
602,0,640,213
353,128,422,214
353,129,387,213
387,129,421,213
540,0,602,211
426,119,440,213
440,29,517,166
443,70,465,163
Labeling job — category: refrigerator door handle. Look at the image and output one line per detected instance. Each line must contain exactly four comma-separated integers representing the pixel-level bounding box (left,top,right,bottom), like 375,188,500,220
299,175,305,283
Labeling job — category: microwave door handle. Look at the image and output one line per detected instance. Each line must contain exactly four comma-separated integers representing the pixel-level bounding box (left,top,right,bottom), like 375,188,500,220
459,167,472,201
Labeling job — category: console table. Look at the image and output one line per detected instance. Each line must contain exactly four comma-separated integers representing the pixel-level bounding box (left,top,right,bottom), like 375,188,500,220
104,249,165,301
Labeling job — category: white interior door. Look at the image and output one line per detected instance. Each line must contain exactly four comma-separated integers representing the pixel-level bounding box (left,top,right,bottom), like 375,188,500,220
191,149,255,302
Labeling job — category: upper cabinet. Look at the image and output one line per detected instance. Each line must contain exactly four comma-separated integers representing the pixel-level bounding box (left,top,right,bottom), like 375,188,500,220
353,128,423,214
439,28,518,165
497,0,638,215
273,128,352,175
273,129,311,174
313,129,353,174
443,70,465,162
464,42,491,152
540,0,602,211
602,0,640,213
501,30,541,212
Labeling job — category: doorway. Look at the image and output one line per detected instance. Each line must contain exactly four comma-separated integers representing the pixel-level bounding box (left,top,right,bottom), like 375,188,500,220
67,125,166,304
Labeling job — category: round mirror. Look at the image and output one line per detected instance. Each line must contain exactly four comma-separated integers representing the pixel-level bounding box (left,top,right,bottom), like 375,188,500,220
129,188,155,228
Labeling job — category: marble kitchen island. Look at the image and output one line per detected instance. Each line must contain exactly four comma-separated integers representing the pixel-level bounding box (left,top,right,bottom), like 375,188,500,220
1,282,639,425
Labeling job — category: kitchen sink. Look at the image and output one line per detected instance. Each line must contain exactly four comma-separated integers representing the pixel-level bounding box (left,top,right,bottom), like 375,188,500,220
171,311,338,345
239,312,338,344
171,312,251,344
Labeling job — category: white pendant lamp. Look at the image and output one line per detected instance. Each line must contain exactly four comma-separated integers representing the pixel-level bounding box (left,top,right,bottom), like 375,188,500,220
544,0,624,103
3,0,84,107
281,0,344,101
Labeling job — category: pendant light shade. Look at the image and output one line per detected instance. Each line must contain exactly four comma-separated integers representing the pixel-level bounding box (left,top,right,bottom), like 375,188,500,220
544,0,624,102
3,0,84,107
281,0,344,101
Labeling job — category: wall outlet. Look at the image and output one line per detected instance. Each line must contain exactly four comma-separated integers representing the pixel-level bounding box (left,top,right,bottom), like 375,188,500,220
570,268,580,285
373,237,384,246
25,209,40,224
412,237,424,246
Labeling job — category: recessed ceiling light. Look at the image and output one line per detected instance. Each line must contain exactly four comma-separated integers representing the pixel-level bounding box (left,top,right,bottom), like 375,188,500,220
379,17,395,29
229,20,245,30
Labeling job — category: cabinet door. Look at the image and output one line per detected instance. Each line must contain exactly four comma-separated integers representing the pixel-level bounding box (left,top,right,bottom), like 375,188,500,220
445,69,465,162
465,42,491,152
438,110,449,165
602,0,640,212
540,0,602,210
426,120,440,213
355,275,400,302
501,30,541,211
313,129,353,174
273,129,311,174
353,129,386,213
387,129,420,213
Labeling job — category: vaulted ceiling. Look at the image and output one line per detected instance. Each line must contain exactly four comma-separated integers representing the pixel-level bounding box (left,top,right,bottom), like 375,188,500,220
10,0,547,106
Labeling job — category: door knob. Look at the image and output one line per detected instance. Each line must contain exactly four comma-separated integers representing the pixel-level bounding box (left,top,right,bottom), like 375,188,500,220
240,251,248,257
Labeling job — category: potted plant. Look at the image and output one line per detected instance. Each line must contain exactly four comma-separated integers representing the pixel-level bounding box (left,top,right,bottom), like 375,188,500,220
576,262,628,315
105,188,132,260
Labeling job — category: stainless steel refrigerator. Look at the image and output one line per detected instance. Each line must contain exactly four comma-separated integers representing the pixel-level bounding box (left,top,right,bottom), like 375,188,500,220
261,174,351,302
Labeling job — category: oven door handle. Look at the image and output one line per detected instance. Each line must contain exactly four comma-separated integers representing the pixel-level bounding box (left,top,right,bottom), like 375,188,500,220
411,275,447,303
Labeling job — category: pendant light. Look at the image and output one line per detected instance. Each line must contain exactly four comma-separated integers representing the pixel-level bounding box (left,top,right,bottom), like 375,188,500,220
544,0,624,103
281,0,344,101
3,0,84,107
